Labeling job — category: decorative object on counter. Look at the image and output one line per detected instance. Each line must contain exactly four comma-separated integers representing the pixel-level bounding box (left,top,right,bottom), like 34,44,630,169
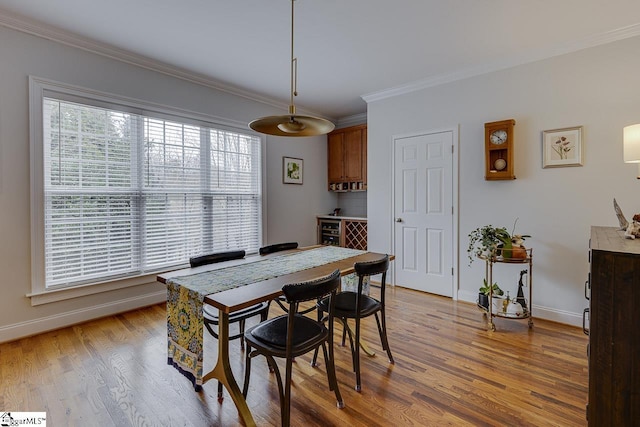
249,0,334,137
623,123,640,178
330,208,341,216
611,198,640,238
542,125,583,168
467,218,530,265
613,198,629,230
625,213,640,239
282,156,303,184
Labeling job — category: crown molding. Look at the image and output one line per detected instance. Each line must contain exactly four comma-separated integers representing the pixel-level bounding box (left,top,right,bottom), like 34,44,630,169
0,8,335,122
363,23,640,104
336,113,367,129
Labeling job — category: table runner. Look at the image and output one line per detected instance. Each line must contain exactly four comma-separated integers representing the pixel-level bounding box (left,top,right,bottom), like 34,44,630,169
166,246,365,389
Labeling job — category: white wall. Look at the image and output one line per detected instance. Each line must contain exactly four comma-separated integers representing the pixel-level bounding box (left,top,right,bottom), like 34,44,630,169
0,25,335,342
367,35,640,326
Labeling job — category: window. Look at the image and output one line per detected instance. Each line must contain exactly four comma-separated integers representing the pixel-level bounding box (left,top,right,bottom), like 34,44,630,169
30,78,262,297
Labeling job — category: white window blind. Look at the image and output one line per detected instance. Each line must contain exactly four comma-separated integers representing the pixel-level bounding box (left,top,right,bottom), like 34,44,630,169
42,97,262,289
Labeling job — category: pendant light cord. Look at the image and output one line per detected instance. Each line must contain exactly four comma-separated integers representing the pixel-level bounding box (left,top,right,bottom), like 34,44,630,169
289,0,297,116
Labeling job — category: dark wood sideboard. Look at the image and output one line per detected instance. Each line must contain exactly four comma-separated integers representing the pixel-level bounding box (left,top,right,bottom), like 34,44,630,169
588,226,640,426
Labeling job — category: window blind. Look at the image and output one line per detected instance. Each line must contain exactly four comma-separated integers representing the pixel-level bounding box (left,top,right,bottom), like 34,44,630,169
42,98,261,288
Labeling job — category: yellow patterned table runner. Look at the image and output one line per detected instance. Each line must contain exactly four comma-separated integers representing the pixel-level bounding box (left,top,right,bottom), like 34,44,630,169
166,246,365,389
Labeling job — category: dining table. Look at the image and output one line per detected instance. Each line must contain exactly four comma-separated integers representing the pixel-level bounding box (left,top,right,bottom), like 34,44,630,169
157,245,393,427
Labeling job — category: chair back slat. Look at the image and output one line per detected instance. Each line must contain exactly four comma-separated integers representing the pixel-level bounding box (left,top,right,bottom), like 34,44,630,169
354,254,389,277
189,250,245,268
259,242,298,255
282,269,340,303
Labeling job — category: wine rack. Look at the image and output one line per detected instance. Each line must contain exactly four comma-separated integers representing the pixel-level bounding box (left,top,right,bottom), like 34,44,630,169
344,220,367,250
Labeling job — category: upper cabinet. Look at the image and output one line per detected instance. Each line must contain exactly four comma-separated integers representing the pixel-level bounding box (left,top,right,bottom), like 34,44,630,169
327,124,367,191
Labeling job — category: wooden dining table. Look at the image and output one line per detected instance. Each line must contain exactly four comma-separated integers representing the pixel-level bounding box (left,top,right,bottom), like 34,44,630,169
157,246,393,427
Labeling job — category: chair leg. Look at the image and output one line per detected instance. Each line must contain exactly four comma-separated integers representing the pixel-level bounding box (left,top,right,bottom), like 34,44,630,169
374,313,385,349
377,309,395,364
239,319,246,351
340,318,357,372
354,316,362,392
322,343,344,408
242,344,252,397
283,356,294,427
311,306,324,367
217,380,224,400
263,355,286,427
341,325,347,346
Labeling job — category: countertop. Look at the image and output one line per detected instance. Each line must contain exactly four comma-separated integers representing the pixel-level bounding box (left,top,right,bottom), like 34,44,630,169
317,215,367,221
591,226,640,255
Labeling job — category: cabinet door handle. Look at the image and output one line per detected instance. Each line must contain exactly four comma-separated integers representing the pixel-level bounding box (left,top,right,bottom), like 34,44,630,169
582,308,590,336
584,278,590,300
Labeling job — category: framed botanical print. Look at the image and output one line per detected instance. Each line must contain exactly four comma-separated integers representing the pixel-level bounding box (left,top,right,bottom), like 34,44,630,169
542,126,584,168
283,157,303,184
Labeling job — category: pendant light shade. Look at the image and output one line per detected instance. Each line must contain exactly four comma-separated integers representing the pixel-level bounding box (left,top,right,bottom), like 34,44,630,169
249,0,334,137
249,113,335,137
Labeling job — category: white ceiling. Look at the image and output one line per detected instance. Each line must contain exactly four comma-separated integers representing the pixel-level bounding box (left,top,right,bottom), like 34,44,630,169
1,0,640,121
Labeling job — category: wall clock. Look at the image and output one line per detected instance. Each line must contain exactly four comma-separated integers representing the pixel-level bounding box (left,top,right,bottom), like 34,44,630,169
484,119,516,180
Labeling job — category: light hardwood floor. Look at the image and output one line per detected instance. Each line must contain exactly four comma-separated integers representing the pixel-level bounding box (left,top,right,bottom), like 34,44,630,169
0,286,589,426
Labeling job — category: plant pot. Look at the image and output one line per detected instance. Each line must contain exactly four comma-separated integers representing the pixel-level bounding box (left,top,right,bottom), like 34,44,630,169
492,295,506,313
502,246,527,259
478,293,489,310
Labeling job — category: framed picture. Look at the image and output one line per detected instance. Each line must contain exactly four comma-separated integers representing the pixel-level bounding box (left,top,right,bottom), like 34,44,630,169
283,157,303,184
542,126,584,168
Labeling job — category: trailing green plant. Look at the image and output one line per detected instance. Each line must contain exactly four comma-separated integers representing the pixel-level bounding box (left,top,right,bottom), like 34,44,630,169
467,219,530,265
479,278,504,296
467,225,512,265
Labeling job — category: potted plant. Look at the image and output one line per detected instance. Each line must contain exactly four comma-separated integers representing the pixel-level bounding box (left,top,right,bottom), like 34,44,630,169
478,278,503,310
467,225,512,264
467,220,530,264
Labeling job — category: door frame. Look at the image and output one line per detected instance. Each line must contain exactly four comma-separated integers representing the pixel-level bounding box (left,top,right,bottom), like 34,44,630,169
390,125,460,299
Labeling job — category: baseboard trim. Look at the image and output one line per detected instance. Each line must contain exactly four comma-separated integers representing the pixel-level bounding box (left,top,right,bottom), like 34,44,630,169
0,290,166,344
457,289,583,328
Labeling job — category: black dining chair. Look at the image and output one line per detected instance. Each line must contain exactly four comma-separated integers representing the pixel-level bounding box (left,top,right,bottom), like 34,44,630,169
189,249,271,398
313,254,393,392
242,269,344,427
259,242,308,314
259,242,299,255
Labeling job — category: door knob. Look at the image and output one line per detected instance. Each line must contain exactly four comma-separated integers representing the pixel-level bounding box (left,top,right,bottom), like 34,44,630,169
395,218,403,222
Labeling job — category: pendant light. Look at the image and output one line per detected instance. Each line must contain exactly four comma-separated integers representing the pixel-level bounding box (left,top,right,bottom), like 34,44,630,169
249,0,334,137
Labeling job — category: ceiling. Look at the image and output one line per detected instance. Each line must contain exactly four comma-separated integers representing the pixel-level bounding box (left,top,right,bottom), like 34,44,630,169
1,0,640,122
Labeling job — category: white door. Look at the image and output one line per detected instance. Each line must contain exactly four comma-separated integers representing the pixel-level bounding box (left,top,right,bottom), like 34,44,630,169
393,130,454,297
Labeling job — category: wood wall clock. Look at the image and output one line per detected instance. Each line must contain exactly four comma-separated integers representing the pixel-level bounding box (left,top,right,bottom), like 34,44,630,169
484,119,516,180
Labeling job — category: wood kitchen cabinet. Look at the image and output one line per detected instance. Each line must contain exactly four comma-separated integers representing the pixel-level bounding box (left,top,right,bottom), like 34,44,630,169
587,226,640,426
327,124,367,191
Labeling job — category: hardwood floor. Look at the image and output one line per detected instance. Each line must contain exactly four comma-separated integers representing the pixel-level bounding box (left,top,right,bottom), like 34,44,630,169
0,286,589,426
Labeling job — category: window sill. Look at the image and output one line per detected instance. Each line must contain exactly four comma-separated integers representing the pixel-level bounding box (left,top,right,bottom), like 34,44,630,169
27,271,171,306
